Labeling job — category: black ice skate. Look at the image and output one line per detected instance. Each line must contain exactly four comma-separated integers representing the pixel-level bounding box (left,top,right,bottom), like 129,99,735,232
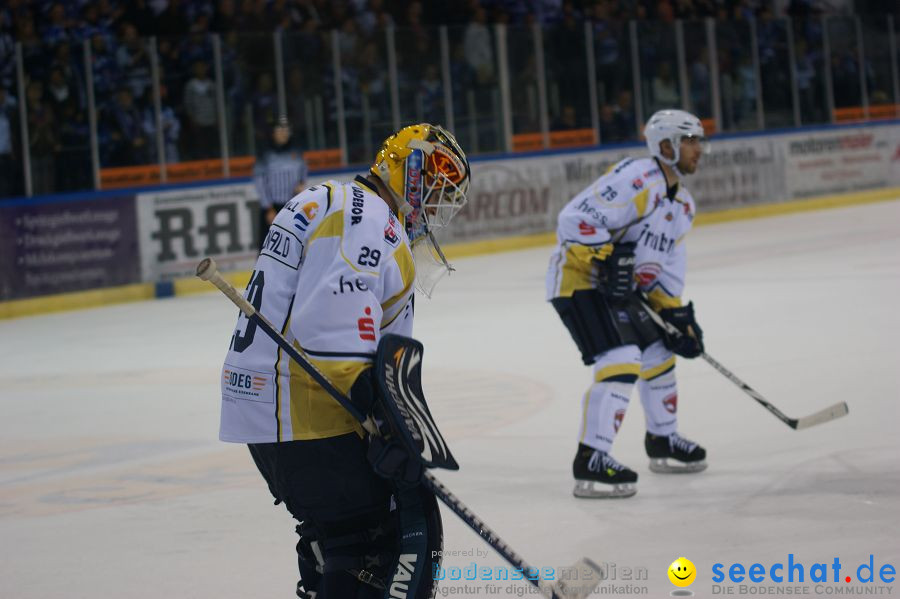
572,443,638,498
645,432,707,473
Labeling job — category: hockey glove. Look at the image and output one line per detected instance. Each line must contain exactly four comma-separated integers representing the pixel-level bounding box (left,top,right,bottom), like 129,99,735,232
349,370,422,483
659,302,704,358
594,242,636,301
367,426,423,484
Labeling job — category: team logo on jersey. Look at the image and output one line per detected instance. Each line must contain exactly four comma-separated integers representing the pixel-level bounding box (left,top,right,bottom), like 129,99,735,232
384,213,400,247
358,306,376,341
643,168,660,178
578,220,596,236
635,263,662,286
663,393,678,414
632,178,644,190
613,409,626,432
293,201,319,231
665,212,673,221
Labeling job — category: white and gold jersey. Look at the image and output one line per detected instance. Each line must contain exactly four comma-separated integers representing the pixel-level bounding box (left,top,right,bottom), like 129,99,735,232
220,176,415,443
545,157,695,310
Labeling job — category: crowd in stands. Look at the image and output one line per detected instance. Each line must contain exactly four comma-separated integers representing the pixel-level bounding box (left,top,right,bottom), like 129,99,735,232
0,0,894,198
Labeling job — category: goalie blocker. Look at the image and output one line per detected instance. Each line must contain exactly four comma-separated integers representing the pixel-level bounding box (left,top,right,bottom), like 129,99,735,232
367,334,459,482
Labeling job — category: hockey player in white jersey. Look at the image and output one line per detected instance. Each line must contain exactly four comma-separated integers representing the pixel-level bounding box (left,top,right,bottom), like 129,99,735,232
219,123,470,597
546,109,709,499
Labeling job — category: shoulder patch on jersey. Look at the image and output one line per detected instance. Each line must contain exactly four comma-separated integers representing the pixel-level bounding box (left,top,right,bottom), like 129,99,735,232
292,201,320,232
384,211,401,247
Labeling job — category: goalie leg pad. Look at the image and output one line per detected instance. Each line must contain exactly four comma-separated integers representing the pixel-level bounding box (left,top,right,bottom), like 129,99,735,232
385,483,444,599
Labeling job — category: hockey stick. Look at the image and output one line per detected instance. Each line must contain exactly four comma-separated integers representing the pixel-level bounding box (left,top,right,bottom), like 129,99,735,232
197,258,602,599
638,297,848,430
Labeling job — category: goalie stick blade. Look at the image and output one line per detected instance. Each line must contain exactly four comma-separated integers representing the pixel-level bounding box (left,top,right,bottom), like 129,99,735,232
551,558,606,599
792,401,849,430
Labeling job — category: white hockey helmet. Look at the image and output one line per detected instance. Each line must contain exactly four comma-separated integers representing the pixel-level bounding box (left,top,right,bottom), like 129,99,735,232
644,109,708,172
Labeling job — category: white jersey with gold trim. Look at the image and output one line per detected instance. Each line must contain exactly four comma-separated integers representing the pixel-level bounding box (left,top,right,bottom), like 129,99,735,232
220,176,415,443
545,156,696,310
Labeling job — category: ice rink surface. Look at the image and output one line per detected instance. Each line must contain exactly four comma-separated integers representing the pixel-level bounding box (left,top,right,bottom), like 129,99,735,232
2,200,899,599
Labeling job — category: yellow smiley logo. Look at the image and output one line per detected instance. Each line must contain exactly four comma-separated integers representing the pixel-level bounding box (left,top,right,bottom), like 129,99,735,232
668,557,696,587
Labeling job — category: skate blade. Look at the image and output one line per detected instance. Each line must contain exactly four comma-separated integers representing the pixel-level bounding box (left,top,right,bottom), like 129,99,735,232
573,479,637,498
648,457,707,474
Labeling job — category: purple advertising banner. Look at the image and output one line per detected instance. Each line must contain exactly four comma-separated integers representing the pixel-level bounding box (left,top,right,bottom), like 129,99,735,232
0,196,139,301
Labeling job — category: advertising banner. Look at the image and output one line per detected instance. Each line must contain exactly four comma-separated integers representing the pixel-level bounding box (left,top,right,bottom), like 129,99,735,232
0,196,138,301
783,126,900,198
135,184,260,281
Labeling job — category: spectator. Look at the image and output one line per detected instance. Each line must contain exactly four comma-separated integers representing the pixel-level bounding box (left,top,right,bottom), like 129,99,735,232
593,16,626,106
77,2,113,45
0,87,19,197
613,89,636,139
45,66,74,116
599,102,624,142
211,0,239,33
41,3,72,46
463,6,494,88
552,104,579,131
120,0,156,36
50,43,85,111
106,87,149,166
26,80,57,195
155,0,190,37
0,29,14,90
689,51,710,117
116,22,152,104
284,65,309,148
417,64,444,124
89,32,118,100
143,83,181,164
651,62,680,113
735,54,757,124
236,0,267,31
250,72,277,155
55,99,91,192
182,59,218,159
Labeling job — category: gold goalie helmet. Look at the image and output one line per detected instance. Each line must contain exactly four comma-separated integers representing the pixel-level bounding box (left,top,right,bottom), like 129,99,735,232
371,123,471,296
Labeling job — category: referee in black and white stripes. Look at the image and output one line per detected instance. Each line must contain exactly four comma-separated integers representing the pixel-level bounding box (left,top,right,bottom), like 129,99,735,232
253,115,308,247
